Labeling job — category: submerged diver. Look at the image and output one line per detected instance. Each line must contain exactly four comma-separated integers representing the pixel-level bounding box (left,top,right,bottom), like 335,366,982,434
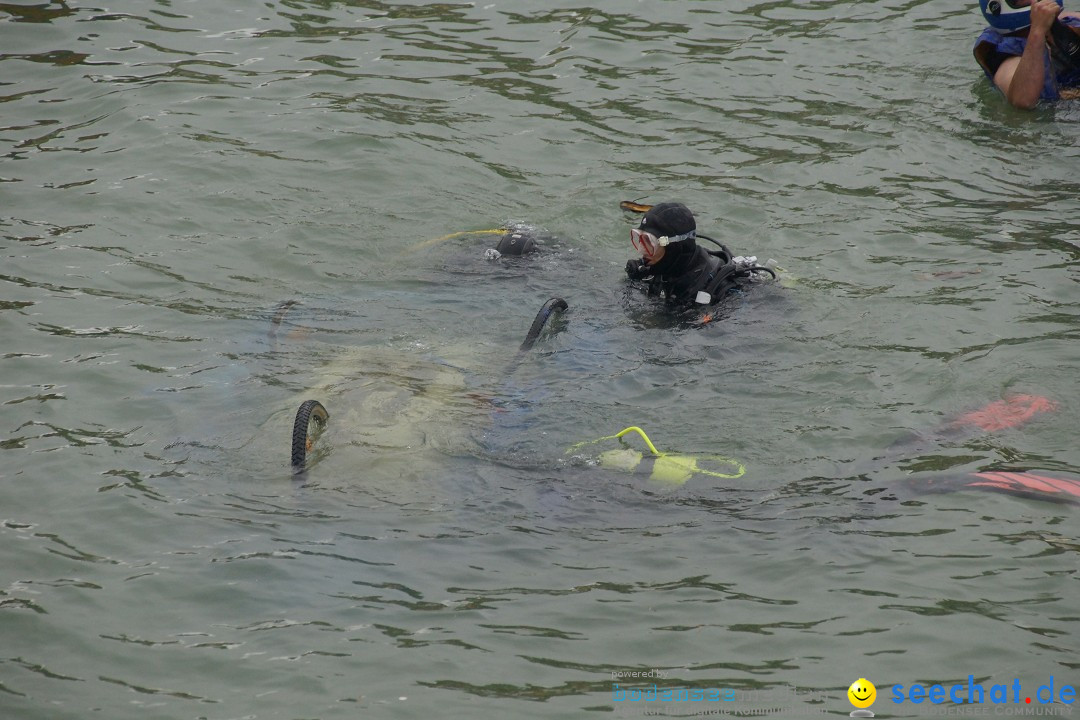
974,0,1080,108
624,202,776,308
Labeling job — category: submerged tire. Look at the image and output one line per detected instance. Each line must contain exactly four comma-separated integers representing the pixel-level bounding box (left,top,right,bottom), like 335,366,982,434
520,297,568,351
291,399,329,472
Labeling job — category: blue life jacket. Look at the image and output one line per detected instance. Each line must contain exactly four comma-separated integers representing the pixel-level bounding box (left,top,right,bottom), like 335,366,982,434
974,16,1080,100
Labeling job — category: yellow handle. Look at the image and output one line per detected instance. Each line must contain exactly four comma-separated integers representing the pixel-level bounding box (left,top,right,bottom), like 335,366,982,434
611,426,661,455
567,425,660,455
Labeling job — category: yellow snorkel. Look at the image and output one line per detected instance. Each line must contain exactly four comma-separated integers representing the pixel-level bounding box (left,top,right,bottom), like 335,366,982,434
409,228,505,253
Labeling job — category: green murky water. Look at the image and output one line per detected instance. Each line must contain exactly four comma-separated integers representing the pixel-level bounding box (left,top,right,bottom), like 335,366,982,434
2,2,1078,718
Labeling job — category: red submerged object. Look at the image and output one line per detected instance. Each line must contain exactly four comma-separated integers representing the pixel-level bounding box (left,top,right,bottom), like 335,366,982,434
901,394,1077,506
950,394,1058,432
964,471,1080,504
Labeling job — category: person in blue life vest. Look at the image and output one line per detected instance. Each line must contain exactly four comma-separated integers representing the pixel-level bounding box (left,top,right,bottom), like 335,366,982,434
974,0,1080,108
623,202,776,313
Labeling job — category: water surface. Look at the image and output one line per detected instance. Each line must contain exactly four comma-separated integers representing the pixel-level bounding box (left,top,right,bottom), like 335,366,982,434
2,1,1078,718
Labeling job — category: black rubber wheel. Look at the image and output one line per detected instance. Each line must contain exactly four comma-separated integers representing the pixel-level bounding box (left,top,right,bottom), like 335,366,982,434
291,399,329,472
520,297,568,351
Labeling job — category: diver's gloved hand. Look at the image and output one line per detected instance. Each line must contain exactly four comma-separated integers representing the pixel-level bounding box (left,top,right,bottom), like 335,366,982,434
625,258,650,280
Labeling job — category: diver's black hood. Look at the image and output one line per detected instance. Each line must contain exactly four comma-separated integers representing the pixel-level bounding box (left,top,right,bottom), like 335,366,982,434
650,235,698,276
639,202,696,240
639,202,698,276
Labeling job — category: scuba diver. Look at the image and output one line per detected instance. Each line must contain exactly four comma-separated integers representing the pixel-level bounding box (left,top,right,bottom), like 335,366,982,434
623,202,776,310
568,393,1080,506
410,223,552,258
493,225,544,256
283,207,1080,509
974,0,1080,108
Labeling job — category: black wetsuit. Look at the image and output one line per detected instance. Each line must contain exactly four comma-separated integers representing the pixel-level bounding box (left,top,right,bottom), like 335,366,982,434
626,238,771,307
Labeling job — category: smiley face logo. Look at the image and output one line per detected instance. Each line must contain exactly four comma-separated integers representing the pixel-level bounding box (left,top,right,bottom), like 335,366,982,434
847,678,876,709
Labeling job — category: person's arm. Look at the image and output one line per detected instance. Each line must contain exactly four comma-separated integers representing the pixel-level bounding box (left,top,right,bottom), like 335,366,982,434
994,0,1062,108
